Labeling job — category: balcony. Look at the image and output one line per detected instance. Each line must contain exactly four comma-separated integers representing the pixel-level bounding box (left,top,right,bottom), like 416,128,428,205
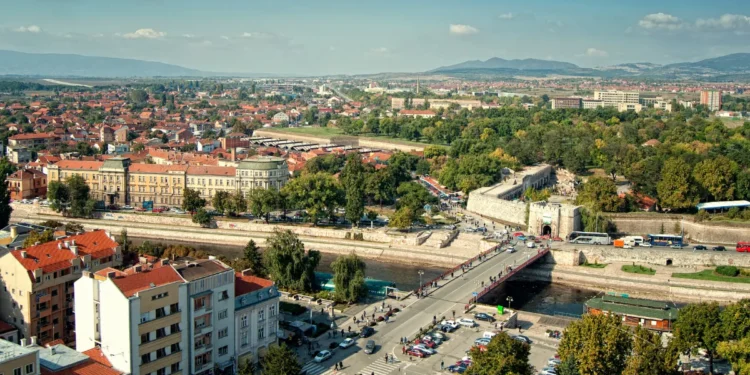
194,360,214,373
140,350,182,375
193,323,213,335
193,303,212,313
139,332,182,357
139,312,181,336
194,342,213,353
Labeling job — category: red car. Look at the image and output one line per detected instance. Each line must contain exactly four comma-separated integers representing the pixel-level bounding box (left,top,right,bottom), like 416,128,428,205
417,339,436,349
152,207,167,213
407,349,426,358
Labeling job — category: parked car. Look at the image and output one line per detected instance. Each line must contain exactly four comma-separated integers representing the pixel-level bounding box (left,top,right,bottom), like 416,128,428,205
693,245,708,251
447,364,468,373
474,338,491,346
416,339,436,349
670,244,683,249
406,348,426,358
152,207,167,213
430,331,446,340
712,246,726,251
135,207,147,212
364,339,376,354
440,320,460,331
122,205,134,210
506,247,516,253
474,313,495,322
339,338,355,349
640,242,653,247
458,318,477,328
313,350,332,363
413,344,436,355
360,327,375,338
513,335,532,344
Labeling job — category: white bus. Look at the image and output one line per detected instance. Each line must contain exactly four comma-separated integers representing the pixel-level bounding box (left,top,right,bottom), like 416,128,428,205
568,231,612,245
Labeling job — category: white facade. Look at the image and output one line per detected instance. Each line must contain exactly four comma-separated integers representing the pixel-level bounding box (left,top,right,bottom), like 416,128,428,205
593,90,640,107
234,277,279,365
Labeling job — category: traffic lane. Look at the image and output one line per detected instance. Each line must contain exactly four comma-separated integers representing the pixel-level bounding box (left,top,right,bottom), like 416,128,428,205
557,243,743,253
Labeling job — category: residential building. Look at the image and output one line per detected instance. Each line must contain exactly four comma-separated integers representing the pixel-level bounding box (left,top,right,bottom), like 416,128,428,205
617,103,643,113
7,147,32,164
172,258,235,375
7,134,60,150
47,156,288,207
398,110,436,119
6,169,47,200
0,338,39,375
0,231,122,345
585,295,678,332
391,98,481,110
0,319,19,342
75,261,188,375
653,100,673,112
700,90,722,111
593,90,639,107
107,143,130,155
581,99,604,109
234,271,278,366
271,112,289,124
100,126,114,143
550,98,582,109
679,100,695,109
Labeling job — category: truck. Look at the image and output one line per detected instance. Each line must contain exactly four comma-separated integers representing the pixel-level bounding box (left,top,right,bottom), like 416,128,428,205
613,239,625,248
623,236,644,247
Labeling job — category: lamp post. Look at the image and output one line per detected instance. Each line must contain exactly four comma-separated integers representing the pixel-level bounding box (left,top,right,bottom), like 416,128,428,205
418,270,424,288
506,296,514,310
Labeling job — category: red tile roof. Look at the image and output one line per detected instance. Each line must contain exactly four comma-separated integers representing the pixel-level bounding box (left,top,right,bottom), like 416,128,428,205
235,272,274,296
41,360,123,375
105,265,184,298
129,164,187,174
10,231,118,279
0,319,17,334
186,165,235,176
53,160,103,171
82,347,113,368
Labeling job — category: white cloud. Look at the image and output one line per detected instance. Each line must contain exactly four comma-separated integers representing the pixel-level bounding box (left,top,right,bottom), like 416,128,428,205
499,13,515,20
585,48,609,57
449,24,479,35
242,31,275,39
15,25,41,33
696,14,750,30
182,34,195,38
638,13,685,30
220,35,230,40
370,47,389,54
122,28,166,39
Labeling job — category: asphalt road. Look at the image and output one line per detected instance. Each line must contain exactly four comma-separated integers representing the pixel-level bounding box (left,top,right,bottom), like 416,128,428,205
300,243,542,375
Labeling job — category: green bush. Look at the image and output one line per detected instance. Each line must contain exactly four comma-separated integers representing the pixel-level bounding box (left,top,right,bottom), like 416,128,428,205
279,301,308,316
694,210,709,222
716,266,740,277
727,207,741,219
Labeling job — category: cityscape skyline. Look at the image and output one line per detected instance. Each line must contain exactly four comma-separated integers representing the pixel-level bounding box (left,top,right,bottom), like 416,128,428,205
1,0,750,75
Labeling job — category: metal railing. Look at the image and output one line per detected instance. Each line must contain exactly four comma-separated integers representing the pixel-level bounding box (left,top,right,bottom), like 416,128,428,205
469,247,550,305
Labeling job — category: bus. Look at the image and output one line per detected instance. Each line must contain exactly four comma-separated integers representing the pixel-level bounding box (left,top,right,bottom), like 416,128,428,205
568,231,612,245
646,234,684,247
737,242,750,253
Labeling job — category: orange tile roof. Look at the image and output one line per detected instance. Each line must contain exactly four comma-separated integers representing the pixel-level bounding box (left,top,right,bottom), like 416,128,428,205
41,360,123,375
82,347,113,368
106,265,184,298
235,272,274,296
129,164,188,174
10,231,118,278
186,165,235,176
53,160,103,171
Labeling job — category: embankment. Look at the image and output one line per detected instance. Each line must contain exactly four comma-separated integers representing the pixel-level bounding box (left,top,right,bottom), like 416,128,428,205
606,212,750,245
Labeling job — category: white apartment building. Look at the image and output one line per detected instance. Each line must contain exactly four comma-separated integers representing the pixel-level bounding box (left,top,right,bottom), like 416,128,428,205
617,103,644,113
172,259,235,375
593,90,640,107
75,261,189,375
233,271,279,366
654,100,673,112
582,99,604,109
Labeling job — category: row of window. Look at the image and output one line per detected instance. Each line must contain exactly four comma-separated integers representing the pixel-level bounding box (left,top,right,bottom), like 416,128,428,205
6,363,34,375
141,343,181,365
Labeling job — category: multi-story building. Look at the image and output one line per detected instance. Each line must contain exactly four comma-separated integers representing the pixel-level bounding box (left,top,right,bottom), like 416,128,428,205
617,103,644,113
581,99,604,109
234,271,278,366
7,169,47,200
172,258,235,375
75,261,188,375
550,98,582,109
47,156,288,207
7,133,60,150
653,100,673,112
391,98,481,110
0,338,39,375
593,90,640,107
700,90,722,111
0,230,122,345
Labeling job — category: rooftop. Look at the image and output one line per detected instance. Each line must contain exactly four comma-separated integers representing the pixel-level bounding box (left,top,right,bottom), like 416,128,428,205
95,263,184,298
0,339,36,365
36,344,89,372
235,271,274,296
696,200,750,211
10,230,118,277
237,156,287,170
585,295,679,321
172,258,231,281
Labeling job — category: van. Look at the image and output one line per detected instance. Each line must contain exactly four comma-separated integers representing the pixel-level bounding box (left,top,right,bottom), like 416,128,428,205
364,340,376,354
526,241,535,248
483,331,497,339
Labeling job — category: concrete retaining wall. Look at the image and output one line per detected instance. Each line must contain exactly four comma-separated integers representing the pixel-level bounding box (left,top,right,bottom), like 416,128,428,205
466,195,527,225
607,214,750,245
543,245,750,268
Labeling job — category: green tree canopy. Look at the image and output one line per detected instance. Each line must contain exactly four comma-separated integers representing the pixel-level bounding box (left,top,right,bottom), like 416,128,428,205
260,344,301,375
673,302,724,374
558,314,632,375
282,172,343,225
576,176,625,212
263,229,320,292
243,240,266,277
331,252,367,303
465,333,533,375
191,208,211,227
340,153,368,226
247,188,278,223
182,188,207,212
657,157,699,211
692,156,738,201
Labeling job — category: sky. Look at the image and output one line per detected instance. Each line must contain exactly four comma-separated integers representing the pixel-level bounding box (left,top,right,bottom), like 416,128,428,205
1,0,750,76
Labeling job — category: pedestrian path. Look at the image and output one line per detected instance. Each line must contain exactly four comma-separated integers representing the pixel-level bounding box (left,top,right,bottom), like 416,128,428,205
357,359,403,375
301,362,336,375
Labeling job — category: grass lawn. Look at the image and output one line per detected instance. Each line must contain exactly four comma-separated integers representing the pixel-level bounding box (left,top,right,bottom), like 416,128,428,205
581,262,608,269
268,127,437,148
672,270,750,284
621,264,656,275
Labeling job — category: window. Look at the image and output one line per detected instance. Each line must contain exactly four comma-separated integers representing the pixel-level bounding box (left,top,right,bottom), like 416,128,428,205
219,309,228,320
156,328,166,339
156,369,166,375
258,310,265,321
140,313,149,323
241,331,248,347
156,307,166,319
218,328,228,339
170,323,180,334
141,333,150,344
258,327,265,340
170,363,180,372
270,305,276,317
25,364,34,374
219,345,228,356
170,343,181,353
241,315,248,328
14,368,21,375
51,289,58,297
141,353,151,365
156,348,167,359
219,291,229,301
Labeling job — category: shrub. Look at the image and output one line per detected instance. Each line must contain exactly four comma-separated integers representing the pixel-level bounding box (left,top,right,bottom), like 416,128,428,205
694,210,709,222
727,207,741,219
716,266,740,277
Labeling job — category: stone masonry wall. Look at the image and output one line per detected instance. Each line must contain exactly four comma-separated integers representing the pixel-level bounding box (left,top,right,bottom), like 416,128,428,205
466,192,527,225
543,246,750,268
608,214,750,245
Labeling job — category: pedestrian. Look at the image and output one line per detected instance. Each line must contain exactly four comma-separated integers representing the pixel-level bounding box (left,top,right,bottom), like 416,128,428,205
339,361,343,369
452,310,455,318
327,331,331,338
385,354,388,364
341,329,344,337
348,326,351,333
334,363,339,371
441,360,445,370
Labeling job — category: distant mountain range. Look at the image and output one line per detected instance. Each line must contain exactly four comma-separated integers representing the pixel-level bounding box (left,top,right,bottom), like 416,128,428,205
430,53,750,80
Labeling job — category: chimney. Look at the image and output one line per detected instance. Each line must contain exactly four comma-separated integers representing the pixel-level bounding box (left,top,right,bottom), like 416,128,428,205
70,245,78,255
51,347,57,355
30,336,37,346
20,338,27,347
58,243,62,250
107,271,116,279
21,251,27,258
231,148,236,162
10,226,17,239
64,241,69,248
134,265,142,273
72,239,76,246
160,259,169,266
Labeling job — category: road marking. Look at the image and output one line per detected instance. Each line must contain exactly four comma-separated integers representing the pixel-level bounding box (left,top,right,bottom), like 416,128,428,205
358,359,406,375
301,362,336,375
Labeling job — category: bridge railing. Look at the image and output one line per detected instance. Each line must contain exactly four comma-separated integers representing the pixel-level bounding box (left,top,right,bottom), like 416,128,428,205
469,247,550,305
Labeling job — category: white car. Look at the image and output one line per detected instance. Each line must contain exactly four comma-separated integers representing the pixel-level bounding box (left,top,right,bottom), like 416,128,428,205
506,247,516,253
313,350,332,363
412,344,436,355
339,338,356,349
640,242,653,248
441,320,460,330
458,318,477,328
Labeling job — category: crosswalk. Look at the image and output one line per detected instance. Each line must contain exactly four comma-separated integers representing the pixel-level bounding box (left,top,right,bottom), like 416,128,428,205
357,359,404,375
301,362,336,375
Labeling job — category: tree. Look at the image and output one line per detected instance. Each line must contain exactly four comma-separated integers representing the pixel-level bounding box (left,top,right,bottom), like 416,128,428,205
717,337,750,375
340,153,367,226
657,157,699,211
263,229,320,292
247,188,277,223
191,208,212,227
119,228,132,257
237,359,257,375
331,252,367,303
558,314,632,375
243,240,266,277
465,333,533,375
47,181,71,214
736,169,750,200
128,89,149,104
182,188,206,212
0,176,12,229
227,190,247,217
65,175,95,218
692,156,738,201
721,299,750,340
282,172,343,225
23,229,54,248
366,169,396,207
396,182,438,215
556,355,580,375
623,326,676,375
389,207,415,231
673,302,724,374
576,176,624,212
212,191,230,214
260,344,301,375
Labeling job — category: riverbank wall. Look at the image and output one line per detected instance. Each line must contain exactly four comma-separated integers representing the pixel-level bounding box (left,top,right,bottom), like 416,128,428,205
606,213,750,245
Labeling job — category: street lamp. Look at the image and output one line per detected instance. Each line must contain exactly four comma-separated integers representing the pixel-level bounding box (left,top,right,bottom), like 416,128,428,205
418,270,424,287
506,296,514,310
